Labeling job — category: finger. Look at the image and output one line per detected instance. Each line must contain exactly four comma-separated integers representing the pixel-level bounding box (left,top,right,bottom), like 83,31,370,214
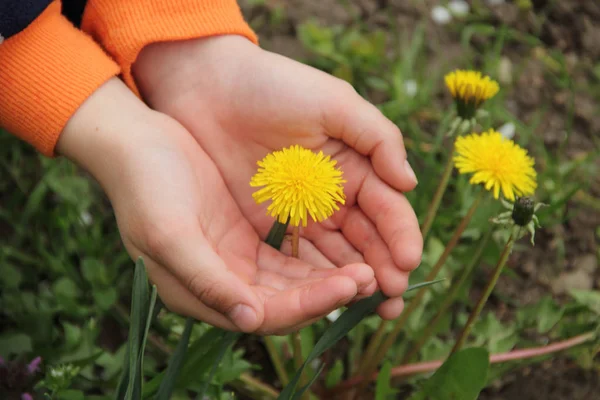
357,171,423,272
255,261,374,294
259,275,358,333
337,205,410,297
376,296,405,320
146,226,264,332
143,255,239,330
320,82,418,192
302,222,365,268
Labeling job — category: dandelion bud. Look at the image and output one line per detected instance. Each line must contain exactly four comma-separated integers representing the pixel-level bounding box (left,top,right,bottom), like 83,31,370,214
445,70,499,119
512,197,535,226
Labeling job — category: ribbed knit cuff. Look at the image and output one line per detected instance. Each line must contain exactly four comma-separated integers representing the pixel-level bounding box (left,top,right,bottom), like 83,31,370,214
81,0,258,96
0,1,120,156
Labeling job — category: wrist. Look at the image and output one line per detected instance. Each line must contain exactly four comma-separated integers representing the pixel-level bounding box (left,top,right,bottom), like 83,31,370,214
56,78,163,188
132,35,257,107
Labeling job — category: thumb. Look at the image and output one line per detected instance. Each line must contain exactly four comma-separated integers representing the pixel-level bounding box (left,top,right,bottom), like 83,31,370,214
145,228,264,332
320,81,418,192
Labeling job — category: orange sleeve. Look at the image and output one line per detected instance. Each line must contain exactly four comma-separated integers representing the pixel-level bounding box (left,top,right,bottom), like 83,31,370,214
0,1,120,156
81,0,258,96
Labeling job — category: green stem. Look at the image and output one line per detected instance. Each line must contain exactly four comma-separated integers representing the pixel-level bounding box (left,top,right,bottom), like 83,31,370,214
349,323,365,376
354,321,386,376
420,145,456,241
353,191,484,398
401,229,492,363
290,226,310,400
264,337,289,386
230,373,280,400
451,231,517,354
292,331,304,371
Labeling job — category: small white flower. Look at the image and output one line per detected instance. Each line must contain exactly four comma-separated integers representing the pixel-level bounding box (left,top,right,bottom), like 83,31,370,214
404,79,418,97
498,122,516,140
326,308,342,322
448,0,470,16
80,211,93,226
431,6,452,25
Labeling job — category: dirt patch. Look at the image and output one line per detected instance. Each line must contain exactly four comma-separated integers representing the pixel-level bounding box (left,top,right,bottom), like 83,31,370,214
481,357,600,400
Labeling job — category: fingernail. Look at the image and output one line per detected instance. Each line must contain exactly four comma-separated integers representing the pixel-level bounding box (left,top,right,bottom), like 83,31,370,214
404,159,418,184
228,304,258,332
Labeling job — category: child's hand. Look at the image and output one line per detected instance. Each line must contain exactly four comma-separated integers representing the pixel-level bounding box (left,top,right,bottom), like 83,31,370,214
57,78,377,334
133,36,423,319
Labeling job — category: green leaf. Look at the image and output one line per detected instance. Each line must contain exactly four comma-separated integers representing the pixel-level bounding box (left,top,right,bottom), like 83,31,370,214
81,258,108,285
265,219,290,249
198,331,241,398
0,333,32,357
0,262,22,288
536,296,565,333
412,348,489,400
278,280,443,400
58,389,85,400
569,290,600,315
375,361,394,400
93,287,118,311
53,277,80,299
155,318,195,400
144,327,236,397
175,328,230,387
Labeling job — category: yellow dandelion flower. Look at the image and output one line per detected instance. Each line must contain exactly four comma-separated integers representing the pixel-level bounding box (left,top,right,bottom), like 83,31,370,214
453,129,537,201
445,70,499,119
250,145,346,227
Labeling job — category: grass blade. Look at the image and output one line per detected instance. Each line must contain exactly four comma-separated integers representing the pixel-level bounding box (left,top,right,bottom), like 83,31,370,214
198,331,241,397
155,318,195,400
131,284,157,399
291,364,325,400
117,257,151,400
278,279,443,400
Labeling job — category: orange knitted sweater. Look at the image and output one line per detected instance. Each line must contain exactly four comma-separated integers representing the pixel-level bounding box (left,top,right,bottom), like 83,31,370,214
0,0,257,156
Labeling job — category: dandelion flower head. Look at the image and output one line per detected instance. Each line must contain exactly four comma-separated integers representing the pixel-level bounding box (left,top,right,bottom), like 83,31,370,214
445,70,499,118
250,145,346,227
453,129,537,201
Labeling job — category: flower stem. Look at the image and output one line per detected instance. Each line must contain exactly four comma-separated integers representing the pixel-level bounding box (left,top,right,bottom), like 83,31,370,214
354,322,386,376
328,331,595,395
353,191,484,398
420,144,455,241
292,331,304,371
401,229,492,363
451,230,517,354
231,373,280,400
292,225,300,258
264,337,289,386
290,226,310,400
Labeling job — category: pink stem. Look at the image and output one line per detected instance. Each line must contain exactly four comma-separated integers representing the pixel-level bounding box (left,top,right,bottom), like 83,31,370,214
327,332,594,396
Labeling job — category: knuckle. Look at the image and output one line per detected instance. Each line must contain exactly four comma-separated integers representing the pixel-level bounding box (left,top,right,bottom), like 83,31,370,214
186,274,233,313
